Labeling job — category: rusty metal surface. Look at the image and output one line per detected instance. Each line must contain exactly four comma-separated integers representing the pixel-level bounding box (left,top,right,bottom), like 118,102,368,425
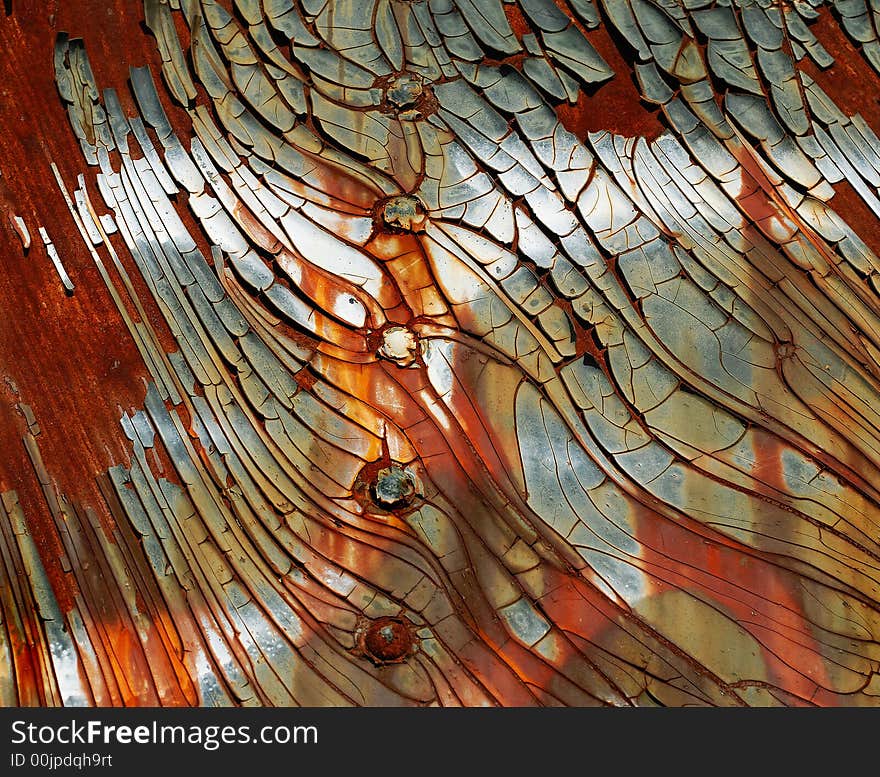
3,0,880,706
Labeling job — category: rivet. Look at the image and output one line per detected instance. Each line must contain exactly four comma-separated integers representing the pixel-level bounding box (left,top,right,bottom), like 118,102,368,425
377,326,418,367
379,194,426,232
363,618,413,663
371,465,417,509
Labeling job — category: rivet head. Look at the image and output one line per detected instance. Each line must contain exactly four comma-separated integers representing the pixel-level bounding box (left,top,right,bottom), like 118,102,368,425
379,195,426,232
371,465,416,509
776,341,796,359
386,72,423,109
363,618,413,663
379,71,435,119
377,326,418,367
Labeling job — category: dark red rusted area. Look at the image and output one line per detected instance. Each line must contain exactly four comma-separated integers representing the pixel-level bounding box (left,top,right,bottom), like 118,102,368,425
804,10,880,124
363,618,414,663
0,1,187,604
504,0,665,140
566,17,665,140
2,0,880,709
802,8,880,259
503,1,531,39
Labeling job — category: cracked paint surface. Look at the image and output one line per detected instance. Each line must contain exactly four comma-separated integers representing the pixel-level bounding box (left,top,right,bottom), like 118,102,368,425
2,0,880,706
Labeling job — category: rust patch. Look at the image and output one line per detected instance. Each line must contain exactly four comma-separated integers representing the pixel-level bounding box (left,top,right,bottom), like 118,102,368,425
361,617,415,664
801,9,880,259
0,1,183,607
827,181,880,260
559,25,665,140
803,10,880,123
503,3,530,40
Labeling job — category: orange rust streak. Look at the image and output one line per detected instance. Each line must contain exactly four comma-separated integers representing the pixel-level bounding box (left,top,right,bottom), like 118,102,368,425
538,572,635,643
315,358,427,429
633,501,834,702
9,626,44,705
453,638,538,705
298,150,387,211
365,231,455,324
731,140,863,295
827,181,880,261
